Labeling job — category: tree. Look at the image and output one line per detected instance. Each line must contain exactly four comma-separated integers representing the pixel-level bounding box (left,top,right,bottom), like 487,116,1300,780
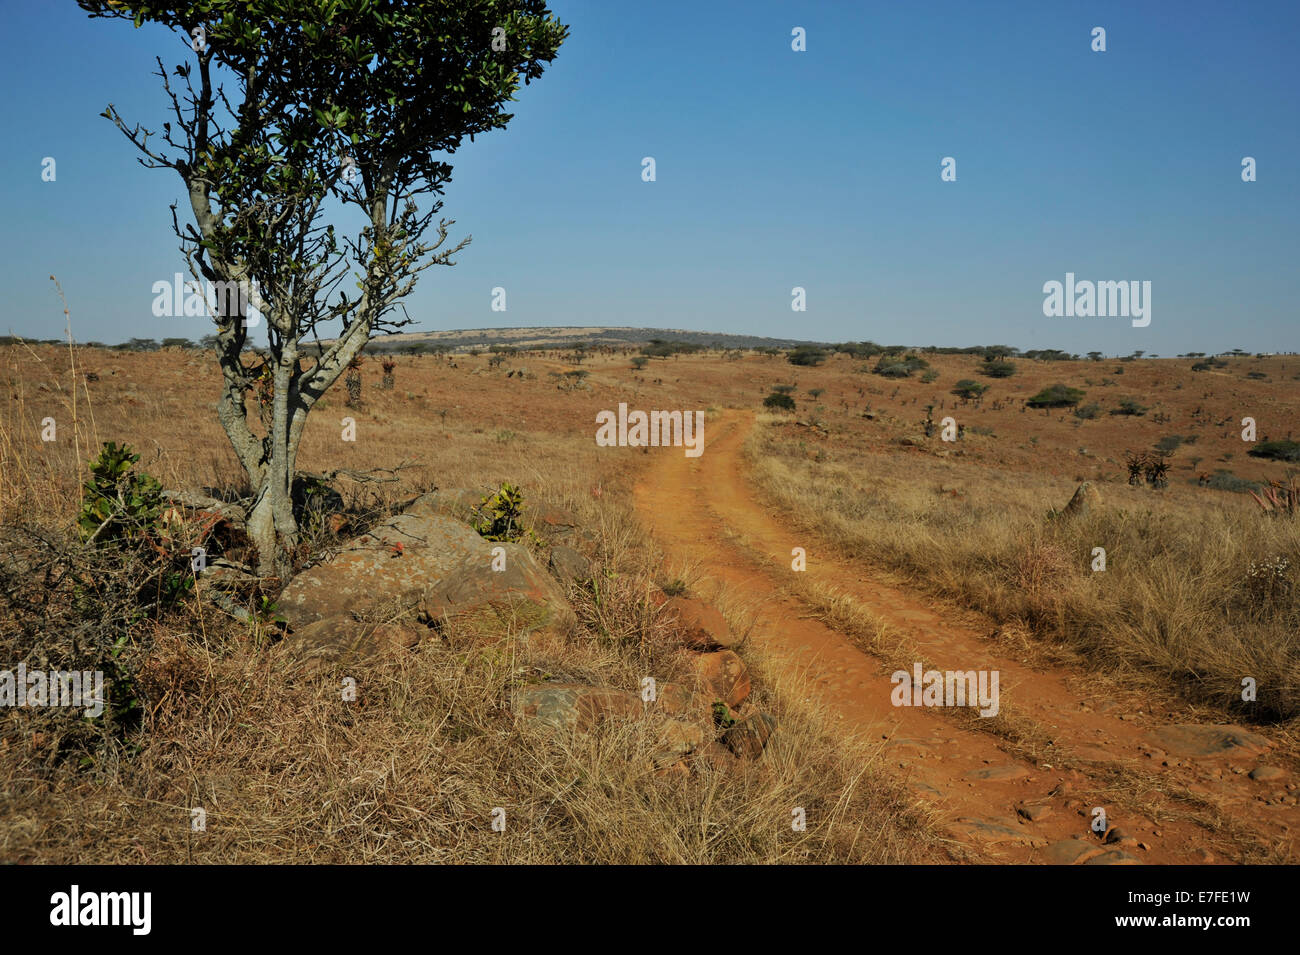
951,379,988,400
82,1,567,580
979,358,1016,378
787,345,827,366
1026,384,1086,408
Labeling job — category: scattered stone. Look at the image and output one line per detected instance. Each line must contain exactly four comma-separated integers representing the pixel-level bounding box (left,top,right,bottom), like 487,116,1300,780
664,596,739,650
1104,826,1139,847
721,713,776,760
1041,840,1107,865
692,741,738,772
964,764,1030,782
1249,766,1285,782
1149,724,1272,759
655,682,712,722
1084,849,1141,865
548,545,592,582
687,650,750,709
280,616,425,672
947,817,1044,847
653,720,704,765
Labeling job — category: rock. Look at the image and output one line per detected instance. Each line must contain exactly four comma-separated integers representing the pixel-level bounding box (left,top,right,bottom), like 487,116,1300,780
280,616,425,671
1041,840,1106,865
664,596,738,650
1149,724,1272,759
1017,803,1053,822
655,682,712,722
402,487,482,520
654,720,704,765
1084,849,1141,865
511,683,641,734
526,503,580,539
548,545,592,583
1249,766,1285,782
964,764,1030,782
421,541,576,635
692,741,738,772
1104,826,1139,847
947,817,1045,847
721,712,776,760
278,512,574,638
1061,481,1101,519
687,650,750,709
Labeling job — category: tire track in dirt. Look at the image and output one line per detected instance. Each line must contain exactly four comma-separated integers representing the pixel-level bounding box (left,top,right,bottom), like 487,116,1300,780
633,409,1297,863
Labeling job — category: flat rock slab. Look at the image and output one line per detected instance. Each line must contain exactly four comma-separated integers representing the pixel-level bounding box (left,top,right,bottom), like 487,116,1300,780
279,513,485,628
1149,724,1272,759
278,512,574,638
1041,840,1106,865
964,764,1031,782
1083,849,1142,865
947,817,1044,847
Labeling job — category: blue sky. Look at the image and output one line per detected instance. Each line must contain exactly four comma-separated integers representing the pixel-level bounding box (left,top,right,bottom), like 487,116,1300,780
1,0,1296,354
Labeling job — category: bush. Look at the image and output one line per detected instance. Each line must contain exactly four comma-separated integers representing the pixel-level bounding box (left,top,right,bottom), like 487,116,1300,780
1073,402,1101,420
872,354,928,379
786,346,827,367
979,359,1016,378
1110,398,1148,417
77,442,165,545
471,483,527,542
764,392,796,412
951,379,988,399
1249,440,1300,463
1026,384,1085,408
1154,435,1185,455
1205,471,1261,493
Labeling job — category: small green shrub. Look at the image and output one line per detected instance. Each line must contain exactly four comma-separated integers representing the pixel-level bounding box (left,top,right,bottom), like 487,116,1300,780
951,379,988,399
764,392,796,412
472,482,527,542
77,442,164,545
1073,402,1102,420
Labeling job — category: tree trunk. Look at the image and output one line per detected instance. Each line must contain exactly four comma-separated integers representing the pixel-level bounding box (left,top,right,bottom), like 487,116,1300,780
244,348,300,583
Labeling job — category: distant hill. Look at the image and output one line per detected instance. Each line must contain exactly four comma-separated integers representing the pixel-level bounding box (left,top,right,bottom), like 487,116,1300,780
355,326,828,352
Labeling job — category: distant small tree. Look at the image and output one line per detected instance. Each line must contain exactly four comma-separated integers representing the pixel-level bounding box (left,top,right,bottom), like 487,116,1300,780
1110,398,1148,417
1026,384,1085,408
951,379,988,400
631,356,648,371
980,358,1016,378
787,345,827,367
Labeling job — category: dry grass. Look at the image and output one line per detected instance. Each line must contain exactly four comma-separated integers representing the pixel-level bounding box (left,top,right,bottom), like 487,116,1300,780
745,413,1300,723
0,342,933,864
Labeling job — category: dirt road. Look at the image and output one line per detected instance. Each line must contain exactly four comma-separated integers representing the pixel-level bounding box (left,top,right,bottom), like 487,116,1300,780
633,409,1297,863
